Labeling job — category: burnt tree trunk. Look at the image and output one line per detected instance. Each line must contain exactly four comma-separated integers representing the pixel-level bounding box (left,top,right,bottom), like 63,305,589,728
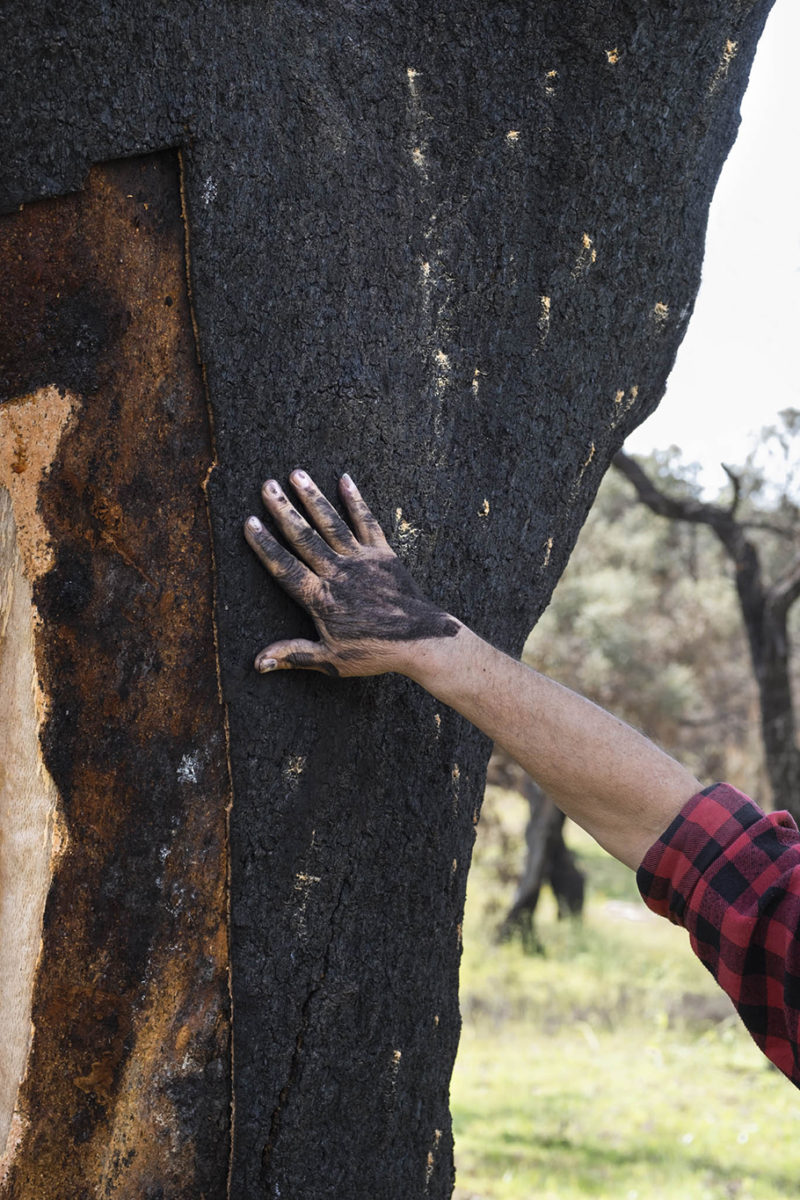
497,777,584,953
0,3,775,1197
614,450,800,819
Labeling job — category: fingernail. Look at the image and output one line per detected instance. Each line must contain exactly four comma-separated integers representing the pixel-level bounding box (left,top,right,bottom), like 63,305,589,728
265,480,281,497
247,516,262,531
257,657,278,673
292,469,310,485
341,473,354,490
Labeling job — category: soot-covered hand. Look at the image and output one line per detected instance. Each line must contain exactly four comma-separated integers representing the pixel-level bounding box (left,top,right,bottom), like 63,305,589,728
244,470,460,677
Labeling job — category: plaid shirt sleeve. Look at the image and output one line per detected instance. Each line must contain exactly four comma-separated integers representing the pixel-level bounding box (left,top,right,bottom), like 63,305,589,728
636,782,800,1086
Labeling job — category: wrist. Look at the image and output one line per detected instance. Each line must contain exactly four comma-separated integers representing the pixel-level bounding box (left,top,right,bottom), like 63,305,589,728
400,621,484,694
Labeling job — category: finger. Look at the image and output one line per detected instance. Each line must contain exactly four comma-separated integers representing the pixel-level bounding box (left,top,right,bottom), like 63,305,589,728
254,638,340,677
338,474,390,549
289,469,359,554
261,480,339,572
244,516,316,603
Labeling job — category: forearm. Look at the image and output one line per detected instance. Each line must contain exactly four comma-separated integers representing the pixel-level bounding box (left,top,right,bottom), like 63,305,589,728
243,470,700,869
405,626,701,870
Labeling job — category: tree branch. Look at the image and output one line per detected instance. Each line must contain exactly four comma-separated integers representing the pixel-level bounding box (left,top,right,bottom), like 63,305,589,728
612,450,733,531
721,463,741,517
768,551,800,618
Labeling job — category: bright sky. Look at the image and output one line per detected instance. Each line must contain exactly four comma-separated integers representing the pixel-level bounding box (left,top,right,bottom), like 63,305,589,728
625,0,800,494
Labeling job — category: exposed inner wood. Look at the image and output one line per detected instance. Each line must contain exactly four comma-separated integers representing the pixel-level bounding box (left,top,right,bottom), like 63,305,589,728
0,488,58,1159
0,388,76,1163
0,153,231,1197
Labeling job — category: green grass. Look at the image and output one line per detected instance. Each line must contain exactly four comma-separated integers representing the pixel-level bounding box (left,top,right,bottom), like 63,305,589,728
452,786,800,1200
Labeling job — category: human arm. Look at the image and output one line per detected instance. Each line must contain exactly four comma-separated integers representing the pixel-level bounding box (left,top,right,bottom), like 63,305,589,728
244,469,700,870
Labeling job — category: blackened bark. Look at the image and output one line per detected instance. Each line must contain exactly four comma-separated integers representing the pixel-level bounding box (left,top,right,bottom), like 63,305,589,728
1,3,776,1196
614,450,800,819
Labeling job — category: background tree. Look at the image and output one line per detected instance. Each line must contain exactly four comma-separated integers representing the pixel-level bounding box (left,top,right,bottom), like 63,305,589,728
0,2,777,1196
614,417,800,818
489,752,585,949
499,452,760,941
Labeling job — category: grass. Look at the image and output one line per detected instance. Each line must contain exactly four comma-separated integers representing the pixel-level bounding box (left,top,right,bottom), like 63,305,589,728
451,786,800,1200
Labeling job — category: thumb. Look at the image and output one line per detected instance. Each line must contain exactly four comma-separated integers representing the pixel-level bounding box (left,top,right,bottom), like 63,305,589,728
254,638,339,676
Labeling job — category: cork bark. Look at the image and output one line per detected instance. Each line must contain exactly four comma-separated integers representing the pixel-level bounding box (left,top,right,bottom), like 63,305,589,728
0,2,775,1196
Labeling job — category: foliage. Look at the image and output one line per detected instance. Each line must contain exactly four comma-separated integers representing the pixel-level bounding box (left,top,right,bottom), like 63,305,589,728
524,447,766,796
452,786,800,1200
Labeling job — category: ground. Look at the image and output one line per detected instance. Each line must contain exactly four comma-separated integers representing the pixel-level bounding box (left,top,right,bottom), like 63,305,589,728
452,786,800,1200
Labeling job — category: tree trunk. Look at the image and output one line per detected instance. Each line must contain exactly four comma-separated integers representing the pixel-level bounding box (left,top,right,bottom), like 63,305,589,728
0,2,775,1196
756,607,800,814
498,778,584,953
614,450,800,819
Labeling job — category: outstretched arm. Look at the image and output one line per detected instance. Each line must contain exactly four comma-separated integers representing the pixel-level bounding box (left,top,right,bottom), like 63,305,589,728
244,470,701,870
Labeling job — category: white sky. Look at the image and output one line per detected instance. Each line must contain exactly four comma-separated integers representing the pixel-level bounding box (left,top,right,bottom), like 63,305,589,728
625,0,800,494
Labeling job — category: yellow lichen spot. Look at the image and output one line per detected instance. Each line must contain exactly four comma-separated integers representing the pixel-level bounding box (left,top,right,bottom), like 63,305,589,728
538,294,551,342
572,234,596,279
433,349,451,395
451,763,461,813
407,67,418,83
434,712,441,730
479,498,490,518
506,130,519,142
451,859,458,875
434,1014,440,1027
283,754,306,780
546,69,558,79
606,47,620,64
572,442,596,495
411,146,426,169
542,535,554,568
471,367,481,395
652,301,670,328
294,872,321,889
611,385,640,428
420,259,431,280
388,1047,402,1092
709,38,738,95
393,506,418,543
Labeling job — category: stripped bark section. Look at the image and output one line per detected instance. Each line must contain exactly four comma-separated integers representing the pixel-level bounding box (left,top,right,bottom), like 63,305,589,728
0,153,230,1198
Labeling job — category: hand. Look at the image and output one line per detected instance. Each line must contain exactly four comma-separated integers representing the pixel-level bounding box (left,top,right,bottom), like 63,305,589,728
244,470,461,677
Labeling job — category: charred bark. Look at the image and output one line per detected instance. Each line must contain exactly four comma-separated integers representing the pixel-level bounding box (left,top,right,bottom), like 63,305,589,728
0,2,776,1196
614,449,800,818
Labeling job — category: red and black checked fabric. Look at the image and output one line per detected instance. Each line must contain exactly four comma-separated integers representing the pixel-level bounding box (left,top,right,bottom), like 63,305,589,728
637,782,800,1087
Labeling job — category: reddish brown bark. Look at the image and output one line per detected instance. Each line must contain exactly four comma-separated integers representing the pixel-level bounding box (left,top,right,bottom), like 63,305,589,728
0,154,231,1197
